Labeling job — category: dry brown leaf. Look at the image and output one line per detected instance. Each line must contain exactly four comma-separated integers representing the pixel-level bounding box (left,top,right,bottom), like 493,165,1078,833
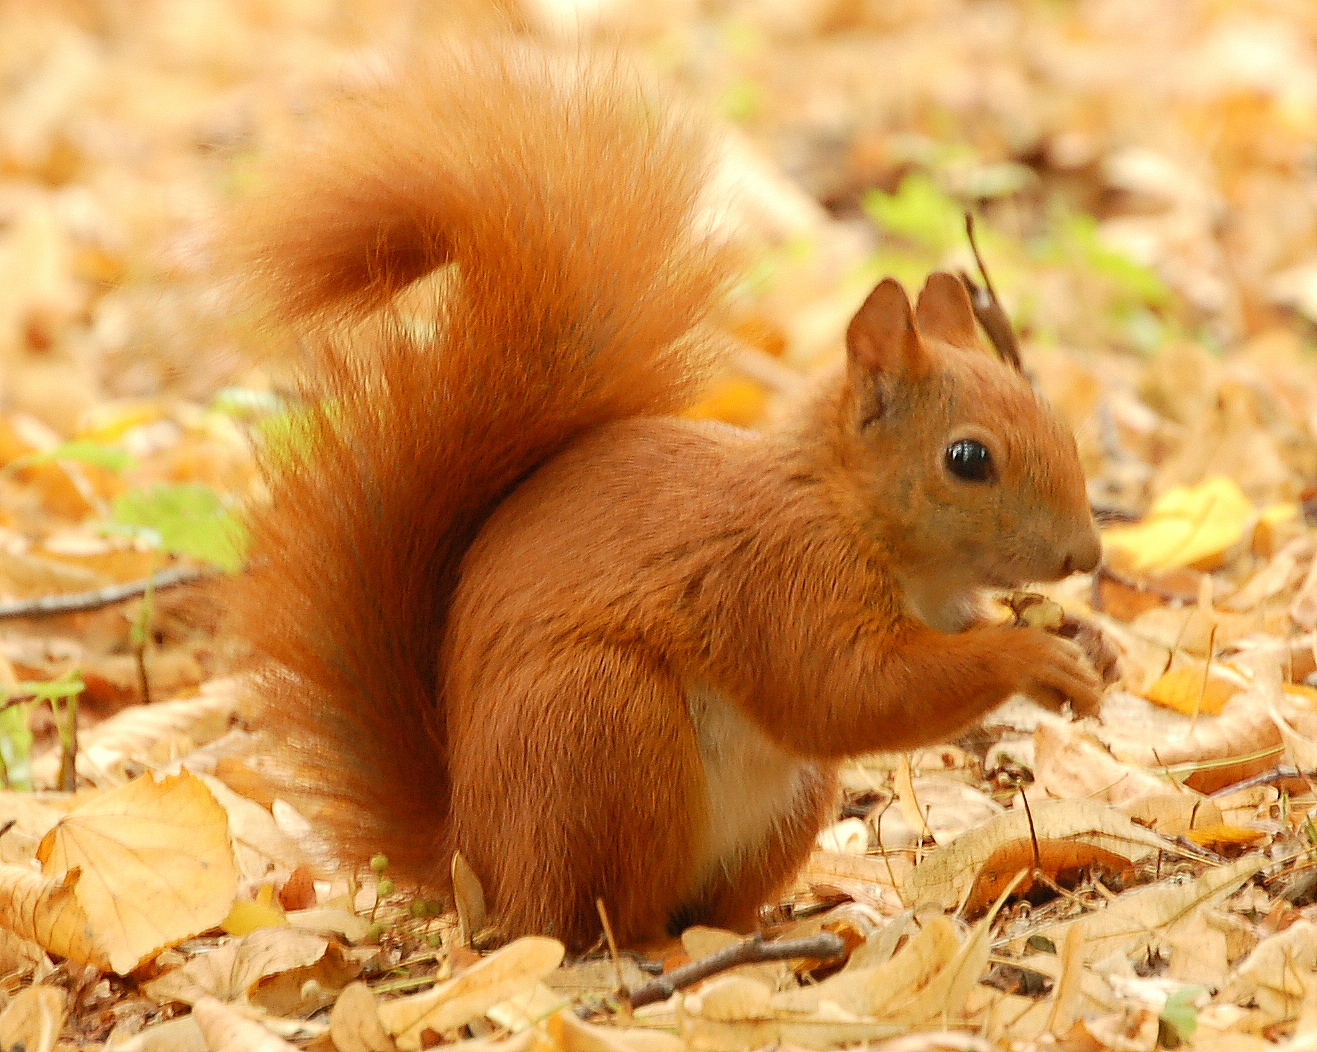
775,915,958,1017
798,850,907,915
902,799,1170,912
1220,919,1317,1026
249,939,362,1017
1032,721,1171,805
683,973,905,1050
0,864,108,969
37,769,239,973
546,1008,687,1052
1102,688,1285,793
1038,855,1263,966
377,936,564,1051
1032,721,1225,836
284,905,371,942
0,791,74,864
197,773,309,883
0,984,66,1052
452,849,487,945
486,982,568,1033
888,774,1002,848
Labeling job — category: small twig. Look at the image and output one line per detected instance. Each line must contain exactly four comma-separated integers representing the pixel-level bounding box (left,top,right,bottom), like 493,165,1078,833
0,565,210,620
595,898,628,1011
1208,764,1311,799
627,931,845,1009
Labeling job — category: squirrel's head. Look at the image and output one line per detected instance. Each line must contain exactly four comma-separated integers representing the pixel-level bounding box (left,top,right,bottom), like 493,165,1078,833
828,272,1099,627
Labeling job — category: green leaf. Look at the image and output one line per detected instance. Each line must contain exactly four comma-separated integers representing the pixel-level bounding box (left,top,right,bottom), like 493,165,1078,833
111,483,246,572
4,440,134,477
1053,211,1170,308
1159,986,1205,1043
45,440,135,472
863,174,965,255
0,703,33,792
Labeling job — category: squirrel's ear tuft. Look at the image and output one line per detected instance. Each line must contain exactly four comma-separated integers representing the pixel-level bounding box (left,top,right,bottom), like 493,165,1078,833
846,278,928,380
914,272,980,349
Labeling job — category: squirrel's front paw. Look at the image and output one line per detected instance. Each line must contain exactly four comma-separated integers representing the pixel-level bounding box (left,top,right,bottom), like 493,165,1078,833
1056,612,1121,687
1016,629,1104,719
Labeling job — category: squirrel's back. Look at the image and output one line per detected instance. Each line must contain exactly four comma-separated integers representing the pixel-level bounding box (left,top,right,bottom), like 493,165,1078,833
229,43,733,881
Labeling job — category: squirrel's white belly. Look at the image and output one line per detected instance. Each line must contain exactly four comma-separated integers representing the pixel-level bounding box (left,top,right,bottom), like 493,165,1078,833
685,683,819,878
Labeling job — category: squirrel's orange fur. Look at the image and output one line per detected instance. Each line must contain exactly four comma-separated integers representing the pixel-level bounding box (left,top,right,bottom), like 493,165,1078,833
231,43,1103,951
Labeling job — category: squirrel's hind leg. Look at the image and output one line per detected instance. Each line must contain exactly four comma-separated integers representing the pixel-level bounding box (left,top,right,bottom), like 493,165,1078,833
445,643,709,951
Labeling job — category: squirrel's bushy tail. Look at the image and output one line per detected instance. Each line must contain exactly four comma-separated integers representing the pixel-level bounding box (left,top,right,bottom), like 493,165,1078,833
229,43,731,881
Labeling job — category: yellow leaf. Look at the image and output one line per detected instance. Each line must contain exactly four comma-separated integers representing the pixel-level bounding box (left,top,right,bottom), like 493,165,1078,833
1184,823,1267,849
1144,666,1241,716
223,895,287,937
37,770,239,974
1103,476,1254,573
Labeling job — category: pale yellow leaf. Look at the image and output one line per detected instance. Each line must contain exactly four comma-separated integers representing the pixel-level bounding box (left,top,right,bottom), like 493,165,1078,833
1220,918,1317,1025
1039,855,1262,966
486,981,568,1032
329,981,397,1052
37,769,239,973
222,897,286,937
0,984,66,1052
775,914,959,1015
452,849,486,944
546,1009,686,1052
377,936,564,1051
191,996,299,1052
144,928,330,1006
31,683,239,789
199,773,310,883
284,905,371,942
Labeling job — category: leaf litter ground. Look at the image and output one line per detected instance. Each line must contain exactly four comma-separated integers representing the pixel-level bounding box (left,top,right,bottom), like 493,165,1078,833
1,1,1317,1050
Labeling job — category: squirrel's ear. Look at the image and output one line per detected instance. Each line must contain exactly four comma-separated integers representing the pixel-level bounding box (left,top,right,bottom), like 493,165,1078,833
846,278,927,379
914,272,980,349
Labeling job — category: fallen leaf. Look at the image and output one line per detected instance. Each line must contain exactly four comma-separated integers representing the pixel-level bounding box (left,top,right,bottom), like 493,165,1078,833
1103,476,1255,573
377,936,564,1051
902,799,1170,912
0,864,108,969
330,981,397,1052
37,769,239,973
0,984,66,1052
191,995,300,1052
1038,855,1263,965
144,928,332,1006
1144,665,1242,716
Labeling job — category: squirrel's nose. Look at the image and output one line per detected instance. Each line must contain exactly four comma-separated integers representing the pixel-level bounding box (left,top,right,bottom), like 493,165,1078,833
1060,525,1102,577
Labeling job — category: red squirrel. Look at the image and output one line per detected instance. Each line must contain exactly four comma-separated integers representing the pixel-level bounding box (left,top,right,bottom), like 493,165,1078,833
229,43,1104,951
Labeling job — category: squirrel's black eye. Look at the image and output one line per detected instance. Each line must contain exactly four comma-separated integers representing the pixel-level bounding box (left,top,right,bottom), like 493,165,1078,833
944,439,994,482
